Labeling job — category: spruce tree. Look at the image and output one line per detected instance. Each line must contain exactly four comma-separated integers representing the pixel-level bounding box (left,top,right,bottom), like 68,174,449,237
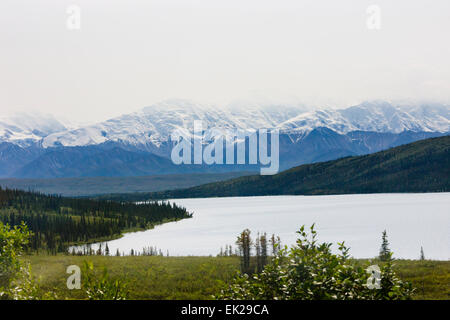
270,234,281,256
379,230,391,261
97,243,103,256
260,232,268,269
255,233,262,273
420,246,425,260
236,229,253,274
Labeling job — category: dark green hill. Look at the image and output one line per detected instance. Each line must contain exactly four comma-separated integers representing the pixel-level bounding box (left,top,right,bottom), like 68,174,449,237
137,135,449,200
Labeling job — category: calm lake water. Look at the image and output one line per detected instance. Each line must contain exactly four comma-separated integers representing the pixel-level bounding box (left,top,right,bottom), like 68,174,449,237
76,193,450,260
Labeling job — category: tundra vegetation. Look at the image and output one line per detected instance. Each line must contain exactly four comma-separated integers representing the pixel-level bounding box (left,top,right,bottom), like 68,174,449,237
2,221,449,300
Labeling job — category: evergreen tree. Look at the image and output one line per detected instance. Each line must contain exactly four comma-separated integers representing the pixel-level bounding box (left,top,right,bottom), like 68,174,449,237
254,232,268,273
379,230,391,261
255,233,262,273
270,234,281,256
420,246,425,260
236,229,252,274
260,232,268,270
97,244,103,256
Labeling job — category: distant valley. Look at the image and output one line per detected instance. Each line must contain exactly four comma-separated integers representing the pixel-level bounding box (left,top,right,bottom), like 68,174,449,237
0,172,253,197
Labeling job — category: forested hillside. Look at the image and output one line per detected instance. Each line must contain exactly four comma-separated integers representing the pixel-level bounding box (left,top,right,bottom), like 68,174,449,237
0,188,191,253
110,135,449,201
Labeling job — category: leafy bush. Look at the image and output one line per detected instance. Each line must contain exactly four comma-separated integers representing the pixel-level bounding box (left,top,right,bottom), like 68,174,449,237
83,261,129,300
5,264,43,300
0,221,49,300
0,222,31,289
216,225,414,300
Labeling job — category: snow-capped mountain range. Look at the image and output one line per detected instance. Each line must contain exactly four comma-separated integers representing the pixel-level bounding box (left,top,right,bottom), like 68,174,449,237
40,99,309,149
279,101,450,135
0,100,449,178
4,99,446,148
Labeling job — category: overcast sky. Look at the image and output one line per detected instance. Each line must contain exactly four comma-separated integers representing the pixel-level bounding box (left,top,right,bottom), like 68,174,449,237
0,0,449,122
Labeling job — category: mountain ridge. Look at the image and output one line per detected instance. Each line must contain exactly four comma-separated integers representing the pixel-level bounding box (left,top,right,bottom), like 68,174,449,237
0,100,448,178
2,100,448,149
40,100,450,150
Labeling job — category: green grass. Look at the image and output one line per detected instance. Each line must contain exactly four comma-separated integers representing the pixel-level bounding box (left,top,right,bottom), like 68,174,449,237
24,255,239,300
355,259,450,300
392,260,450,300
23,255,449,300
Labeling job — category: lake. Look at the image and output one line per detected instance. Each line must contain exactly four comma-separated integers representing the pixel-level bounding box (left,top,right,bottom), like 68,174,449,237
75,193,450,260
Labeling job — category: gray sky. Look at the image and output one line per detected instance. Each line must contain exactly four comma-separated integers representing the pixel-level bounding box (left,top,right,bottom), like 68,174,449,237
1,0,449,122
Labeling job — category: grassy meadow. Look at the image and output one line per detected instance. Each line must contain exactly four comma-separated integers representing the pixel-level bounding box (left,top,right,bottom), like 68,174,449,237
23,255,449,300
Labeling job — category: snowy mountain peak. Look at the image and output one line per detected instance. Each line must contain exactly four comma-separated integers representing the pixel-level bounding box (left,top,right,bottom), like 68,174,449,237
278,101,450,135
2,100,448,149
42,99,308,148
0,112,67,146
340,101,450,133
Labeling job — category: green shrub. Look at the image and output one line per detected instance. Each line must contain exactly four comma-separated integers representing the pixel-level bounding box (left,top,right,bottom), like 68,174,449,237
0,221,49,299
216,225,414,300
0,221,31,289
83,261,129,300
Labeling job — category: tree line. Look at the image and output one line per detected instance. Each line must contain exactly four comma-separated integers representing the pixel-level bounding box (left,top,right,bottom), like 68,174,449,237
0,187,192,254
70,243,168,257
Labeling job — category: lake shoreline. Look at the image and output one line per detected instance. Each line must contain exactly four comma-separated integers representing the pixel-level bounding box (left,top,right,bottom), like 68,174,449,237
74,193,450,260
